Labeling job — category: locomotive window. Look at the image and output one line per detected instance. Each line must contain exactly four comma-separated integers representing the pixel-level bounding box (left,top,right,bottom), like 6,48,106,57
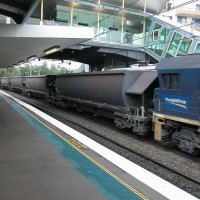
162,74,180,89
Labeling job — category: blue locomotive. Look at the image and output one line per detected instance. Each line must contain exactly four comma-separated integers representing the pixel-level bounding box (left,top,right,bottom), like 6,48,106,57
153,54,200,155
0,54,199,154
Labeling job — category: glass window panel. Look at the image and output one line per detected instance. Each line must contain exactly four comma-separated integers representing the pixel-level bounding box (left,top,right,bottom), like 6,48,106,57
53,5,70,24
153,24,162,41
147,23,162,51
154,27,170,56
177,16,187,24
154,41,165,56
162,74,180,89
99,12,122,43
167,3,172,10
192,19,200,27
196,4,200,11
145,18,152,36
110,31,121,43
177,37,192,56
74,9,97,27
194,43,200,53
167,32,182,56
130,15,152,45
165,52,173,58
131,17,151,46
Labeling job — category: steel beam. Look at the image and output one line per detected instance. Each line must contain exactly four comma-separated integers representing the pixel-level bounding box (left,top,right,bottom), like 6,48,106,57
22,0,41,24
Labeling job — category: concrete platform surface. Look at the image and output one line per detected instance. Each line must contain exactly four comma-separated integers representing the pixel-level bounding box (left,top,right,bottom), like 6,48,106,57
0,93,105,200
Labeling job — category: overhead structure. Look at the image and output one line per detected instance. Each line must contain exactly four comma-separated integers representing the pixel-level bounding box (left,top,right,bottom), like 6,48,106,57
1,0,200,70
0,0,166,24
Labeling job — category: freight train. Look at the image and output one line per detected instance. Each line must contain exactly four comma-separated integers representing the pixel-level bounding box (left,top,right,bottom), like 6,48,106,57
0,54,200,155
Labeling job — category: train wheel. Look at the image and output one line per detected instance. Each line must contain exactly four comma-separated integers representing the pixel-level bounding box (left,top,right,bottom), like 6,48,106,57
173,129,200,155
188,148,200,156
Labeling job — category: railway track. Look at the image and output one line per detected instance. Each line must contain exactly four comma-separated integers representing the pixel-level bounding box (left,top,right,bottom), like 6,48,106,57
3,90,200,198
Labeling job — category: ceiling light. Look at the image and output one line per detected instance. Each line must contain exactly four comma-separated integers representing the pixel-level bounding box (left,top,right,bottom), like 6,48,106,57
126,20,132,26
27,55,37,62
12,64,18,68
18,61,25,65
44,46,61,55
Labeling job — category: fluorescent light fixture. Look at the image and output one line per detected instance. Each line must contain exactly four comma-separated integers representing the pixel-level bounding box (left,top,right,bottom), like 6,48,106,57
18,60,25,65
27,55,37,62
44,46,61,55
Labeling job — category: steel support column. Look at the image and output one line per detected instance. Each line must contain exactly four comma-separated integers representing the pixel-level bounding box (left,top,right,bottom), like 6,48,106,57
70,1,74,26
40,0,44,25
97,0,101,32
143,0,147,44
121,0,125,43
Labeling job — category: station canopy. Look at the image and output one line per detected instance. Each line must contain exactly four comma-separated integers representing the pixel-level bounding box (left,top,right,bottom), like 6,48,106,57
0,0,166,69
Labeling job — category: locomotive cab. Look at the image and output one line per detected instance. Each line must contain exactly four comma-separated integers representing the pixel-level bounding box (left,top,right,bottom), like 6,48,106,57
153,54,200,154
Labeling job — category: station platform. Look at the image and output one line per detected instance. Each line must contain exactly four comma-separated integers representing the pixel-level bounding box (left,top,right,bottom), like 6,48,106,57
0,90,198,200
